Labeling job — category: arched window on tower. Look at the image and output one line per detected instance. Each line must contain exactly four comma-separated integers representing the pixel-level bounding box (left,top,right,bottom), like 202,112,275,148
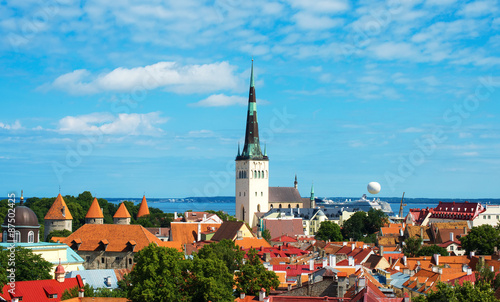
296,204,300,208
254,171,257,178
288,204,291,208
28,231,34,243
2,231,6,242
279,204,282,209
270,204,274,209
15,231,21,243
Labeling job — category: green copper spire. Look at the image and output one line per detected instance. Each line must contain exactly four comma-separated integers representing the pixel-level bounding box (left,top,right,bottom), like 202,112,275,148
311,183,315,198
237,142,241,157
250,59,255,88
264,144,267,156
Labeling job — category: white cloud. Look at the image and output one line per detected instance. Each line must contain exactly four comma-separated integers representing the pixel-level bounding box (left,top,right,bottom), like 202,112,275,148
186,130,215,138
44,61,241,95
292,12,343,30
369,42,420,61
462,151,479,157
459,132,472,138
459,0,498,17
190,94,247,107
0,120,22,130
57,112,167,136
400,127,424,133
289,0,349,13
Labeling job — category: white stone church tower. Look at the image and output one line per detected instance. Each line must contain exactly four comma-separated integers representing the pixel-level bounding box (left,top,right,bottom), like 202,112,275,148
235,60,269,227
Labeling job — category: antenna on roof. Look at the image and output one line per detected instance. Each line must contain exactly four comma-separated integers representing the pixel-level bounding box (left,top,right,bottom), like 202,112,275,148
59,185,61,194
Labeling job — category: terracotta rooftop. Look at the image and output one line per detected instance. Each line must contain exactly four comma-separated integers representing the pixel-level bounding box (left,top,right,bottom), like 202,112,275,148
85,197,104,218
234,237,271,249
62,224,162,252
271,235,298,242
137,195,150,218
263,218,304,239
45,193,73,220
170,222,221,245
113,202,131,218
212,221,246,241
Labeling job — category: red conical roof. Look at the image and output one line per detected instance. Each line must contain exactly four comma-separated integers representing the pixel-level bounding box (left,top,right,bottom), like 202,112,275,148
85,198,104,219
45,193,73,220
114,202,131,219
137,195,150,218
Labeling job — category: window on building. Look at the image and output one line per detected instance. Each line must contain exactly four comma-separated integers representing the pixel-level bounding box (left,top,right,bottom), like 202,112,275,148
116,257,120,262
2,231,6,243
101,257,105,264
28,231,34,243
15,231,21,243
255,192,257,196
261,192,263,196
129,258,133,265
288,204,291,208
279,204,282,209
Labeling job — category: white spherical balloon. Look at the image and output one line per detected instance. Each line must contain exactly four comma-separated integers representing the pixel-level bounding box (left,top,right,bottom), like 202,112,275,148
367,182,381,194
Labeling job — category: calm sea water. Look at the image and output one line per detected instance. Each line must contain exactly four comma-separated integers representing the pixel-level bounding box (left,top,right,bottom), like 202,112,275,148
107,197,500,218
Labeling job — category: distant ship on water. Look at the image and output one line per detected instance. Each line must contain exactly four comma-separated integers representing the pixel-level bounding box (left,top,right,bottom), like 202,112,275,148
318,194,394,215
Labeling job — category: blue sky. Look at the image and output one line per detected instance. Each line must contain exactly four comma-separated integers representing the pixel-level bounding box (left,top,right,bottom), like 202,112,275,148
1,0,499,199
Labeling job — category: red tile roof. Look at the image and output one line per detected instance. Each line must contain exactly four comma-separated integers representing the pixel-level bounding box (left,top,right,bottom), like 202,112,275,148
263,218,304,239
247,245,309,259
45,193,73,220
407,208,434,225
235,237,271,249
85,198,104,218
62,224,162,252
113,202,131,218
0,275,83,302
137,195,150,218
429,201,485,220
271,235,298,243
170,222,221,245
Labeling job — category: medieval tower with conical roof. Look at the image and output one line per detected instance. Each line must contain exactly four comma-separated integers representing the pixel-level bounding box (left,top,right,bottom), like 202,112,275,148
235,60,269,227
44,193,73,240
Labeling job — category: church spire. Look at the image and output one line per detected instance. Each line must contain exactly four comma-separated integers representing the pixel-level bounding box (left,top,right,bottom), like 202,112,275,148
237,59,267,160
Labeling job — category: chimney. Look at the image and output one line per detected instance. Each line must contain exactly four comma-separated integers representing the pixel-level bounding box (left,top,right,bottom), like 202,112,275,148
363,244,367,249
400,228,404,236
450,232,454,242
420,228,424,241
380,246,384,256
403,256,407,266
298,208,300,214
323,257,328,267
389,257,393,265
434,254,440,266
470,251,475,258
78,288,85,298
438,267,442,274
491,266,495,273
288,283,292,291
240,293,246,299
174,212,177,220
357,277,366,293
203,213,207,220
259,288,266,301
329,254,336,267
197,223,201,242
186,212,188,218
343,242,347,246
309,259,314,271
467,268,472,275
264,253,271,262
351,243,355,251
348,256,355,267
257,230,262,239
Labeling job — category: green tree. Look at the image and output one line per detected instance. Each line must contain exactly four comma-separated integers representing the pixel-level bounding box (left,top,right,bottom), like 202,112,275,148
127,244,234,302
315,221,343,242
62,283,127,299
196,239,244,272
127,245,187,302
403,237,423,257
235,249,280,296
0,247,52,281
47,229,72,242
417,245,449,257
460,225,500,255
476,257,500,290
342,211,367,241
184,257,234,302
365,209,388,234
412,281,499,302
262,229,272,243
